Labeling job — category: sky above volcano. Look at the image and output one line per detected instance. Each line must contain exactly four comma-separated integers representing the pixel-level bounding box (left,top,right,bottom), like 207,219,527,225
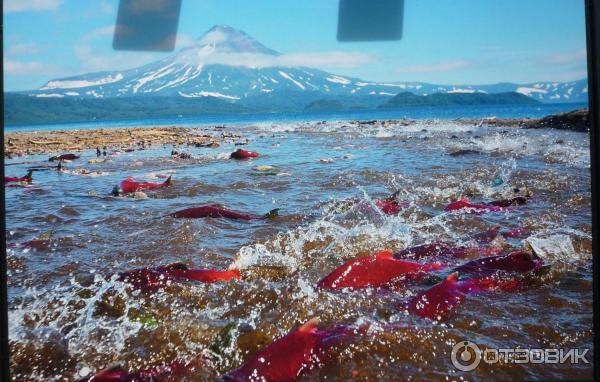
3,0,588,91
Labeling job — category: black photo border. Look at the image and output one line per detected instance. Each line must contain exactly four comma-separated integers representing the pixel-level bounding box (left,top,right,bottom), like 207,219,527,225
0,1,599,380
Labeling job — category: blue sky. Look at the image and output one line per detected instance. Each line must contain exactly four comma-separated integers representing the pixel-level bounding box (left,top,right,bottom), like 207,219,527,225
3,0,588,91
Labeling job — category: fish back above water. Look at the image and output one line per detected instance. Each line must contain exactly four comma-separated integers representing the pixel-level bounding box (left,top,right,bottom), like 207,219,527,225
318,250,445,289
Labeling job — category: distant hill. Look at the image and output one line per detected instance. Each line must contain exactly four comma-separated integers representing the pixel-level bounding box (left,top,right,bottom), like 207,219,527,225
303,99,345,112
4,93,250,126
380,91,540,108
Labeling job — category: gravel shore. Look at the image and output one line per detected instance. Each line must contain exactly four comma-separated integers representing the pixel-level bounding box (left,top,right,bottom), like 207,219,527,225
4,126,240,157
4,109,588,158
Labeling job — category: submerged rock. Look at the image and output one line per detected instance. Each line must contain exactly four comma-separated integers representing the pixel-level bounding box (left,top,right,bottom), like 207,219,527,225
448,149,481,157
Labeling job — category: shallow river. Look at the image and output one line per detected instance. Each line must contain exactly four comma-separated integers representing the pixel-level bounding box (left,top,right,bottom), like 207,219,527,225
5,119,593,381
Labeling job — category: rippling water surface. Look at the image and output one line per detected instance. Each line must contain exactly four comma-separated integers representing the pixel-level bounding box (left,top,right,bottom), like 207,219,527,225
6,118,593,381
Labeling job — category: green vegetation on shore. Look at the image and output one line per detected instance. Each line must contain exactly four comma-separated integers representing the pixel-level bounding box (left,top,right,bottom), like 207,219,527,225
4,90,547,126
379,91,540,108
4,94,250,126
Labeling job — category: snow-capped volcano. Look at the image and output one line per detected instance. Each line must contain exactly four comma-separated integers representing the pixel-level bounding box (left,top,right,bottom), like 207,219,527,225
34,25,588,104
184,25,280,56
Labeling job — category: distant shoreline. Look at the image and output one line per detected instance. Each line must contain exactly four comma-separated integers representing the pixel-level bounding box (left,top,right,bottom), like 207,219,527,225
3,109,588,158
3,101,588,132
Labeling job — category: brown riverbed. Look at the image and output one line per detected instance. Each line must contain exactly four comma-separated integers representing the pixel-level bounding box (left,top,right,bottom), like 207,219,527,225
4,126,242,157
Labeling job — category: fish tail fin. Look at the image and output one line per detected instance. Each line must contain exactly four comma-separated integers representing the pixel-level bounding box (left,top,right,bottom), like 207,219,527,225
164,175,172,186
263,208,280,219
423,262,445,272
388,190,402,200
228,269,242,280
445,272,460,284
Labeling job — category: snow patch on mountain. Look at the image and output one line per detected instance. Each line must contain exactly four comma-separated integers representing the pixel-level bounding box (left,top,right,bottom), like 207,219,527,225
41,73,124,90
517,87,549,96
278,71,305,90
178,91,240,100
327,75,351,85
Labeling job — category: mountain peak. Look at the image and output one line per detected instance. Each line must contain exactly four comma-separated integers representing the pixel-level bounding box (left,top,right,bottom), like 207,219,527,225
190,25,279,55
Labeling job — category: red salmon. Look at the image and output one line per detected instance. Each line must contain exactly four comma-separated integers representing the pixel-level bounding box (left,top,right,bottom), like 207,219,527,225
407,273,523,320
452,251,544,277
49,153,80,162
5,170,32,184
225,318,354,382
171,204,279,220
231,149,260,159
118,176,172,194
317,250,444,290
445,196,529,213
117,263,241,292
75,358,203,382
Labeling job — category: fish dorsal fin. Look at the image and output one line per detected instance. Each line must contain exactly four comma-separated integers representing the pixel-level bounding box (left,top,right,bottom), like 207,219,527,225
166,262,188,271
375,250,393,260
510,251,533,261
299,317,320,333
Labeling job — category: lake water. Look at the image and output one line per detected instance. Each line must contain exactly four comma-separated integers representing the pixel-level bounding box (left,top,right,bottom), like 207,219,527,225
4,102,588,133
5,104,593,381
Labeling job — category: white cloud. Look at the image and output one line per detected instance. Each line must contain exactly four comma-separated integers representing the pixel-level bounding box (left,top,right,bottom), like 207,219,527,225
199,30,229,46
4,0,63,12
8,42,41,55
544,48,587,65
73,45,161,72
81,25,116,42
175,33,196,49
175,50,375,69
3,59,60,75
395,60,470,74
100,0,113,14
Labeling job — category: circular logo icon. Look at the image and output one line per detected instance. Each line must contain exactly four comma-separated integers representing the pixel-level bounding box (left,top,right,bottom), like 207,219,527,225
451,341,482,371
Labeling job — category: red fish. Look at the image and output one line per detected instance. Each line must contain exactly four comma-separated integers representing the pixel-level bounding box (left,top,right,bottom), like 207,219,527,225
373,198,408,215
452,251,544,277
5,170,33,184
6,239,50,251
444,198,505,213
76,358,203,382
488,196,529,208
117,263,241,292
469,226,501,244
465,225,529,242
317,250,444,290
230,149,260,160
225,318,353,382
116,176,172,194
500,226,530,239
171,204,279,220
49,153,80,162
407,273,522,320
445,196,529,213
393,242,502,260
